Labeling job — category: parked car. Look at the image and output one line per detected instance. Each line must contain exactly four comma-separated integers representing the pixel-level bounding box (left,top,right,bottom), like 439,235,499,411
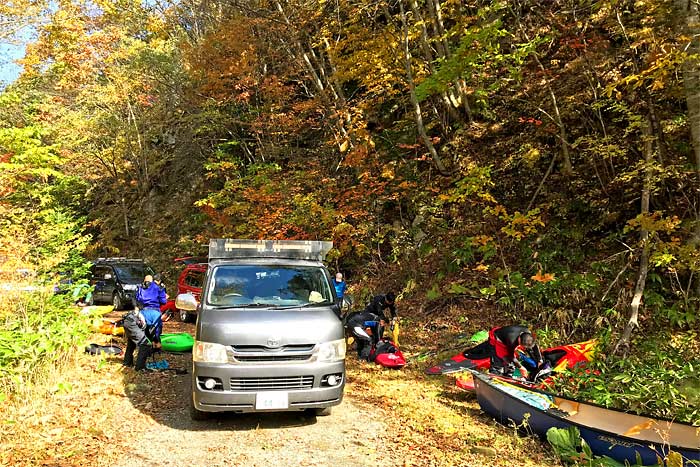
174,261,207,322
177,239,345,420
88,258,155,310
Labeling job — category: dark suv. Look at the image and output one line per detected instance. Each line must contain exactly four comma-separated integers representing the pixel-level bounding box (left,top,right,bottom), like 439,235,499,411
89,258,155,310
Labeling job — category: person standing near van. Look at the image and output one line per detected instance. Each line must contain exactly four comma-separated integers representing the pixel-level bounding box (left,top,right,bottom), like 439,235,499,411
365,292,397,324
332,272,347,306
153,273,168,299
123,275,166,370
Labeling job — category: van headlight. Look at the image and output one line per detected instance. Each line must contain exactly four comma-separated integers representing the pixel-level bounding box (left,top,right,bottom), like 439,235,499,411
193,341,229,363
317,339,346,362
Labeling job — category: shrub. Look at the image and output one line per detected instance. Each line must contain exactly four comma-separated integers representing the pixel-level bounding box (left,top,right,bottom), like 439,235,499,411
551,331,700,425
0,292,91,399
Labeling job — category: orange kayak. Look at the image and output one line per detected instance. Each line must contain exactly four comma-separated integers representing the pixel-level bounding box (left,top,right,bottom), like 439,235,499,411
91,319,124,336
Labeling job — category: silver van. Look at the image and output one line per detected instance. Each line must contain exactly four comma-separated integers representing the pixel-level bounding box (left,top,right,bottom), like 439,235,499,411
176,239,346,420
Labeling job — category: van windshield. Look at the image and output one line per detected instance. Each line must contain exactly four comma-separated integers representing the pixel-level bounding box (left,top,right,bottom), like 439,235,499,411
207,265,334,307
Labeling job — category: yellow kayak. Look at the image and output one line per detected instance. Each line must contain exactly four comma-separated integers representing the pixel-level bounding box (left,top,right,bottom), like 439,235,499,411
79,305,114,316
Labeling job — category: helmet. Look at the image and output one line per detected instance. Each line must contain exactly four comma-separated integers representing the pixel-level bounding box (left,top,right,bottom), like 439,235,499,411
385,292,396,303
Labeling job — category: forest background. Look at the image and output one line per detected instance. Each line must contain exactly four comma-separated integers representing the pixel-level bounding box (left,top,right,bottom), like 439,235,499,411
1,0,700,428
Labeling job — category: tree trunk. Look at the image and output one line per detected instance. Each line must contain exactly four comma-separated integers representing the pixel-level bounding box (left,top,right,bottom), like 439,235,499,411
673,0,700,294
274,0,353,154
422,0,471,123
534,53,573,175
676,1,700,236
615,115,654,354
512,10,573,176
121,196,130,238
398,0,448,175
408,0,461,125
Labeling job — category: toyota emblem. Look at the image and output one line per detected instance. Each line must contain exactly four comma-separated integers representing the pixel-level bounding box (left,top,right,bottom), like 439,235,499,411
267,337,281,348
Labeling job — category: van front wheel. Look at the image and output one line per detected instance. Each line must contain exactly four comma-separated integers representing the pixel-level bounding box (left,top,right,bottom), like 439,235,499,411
314,407,332,417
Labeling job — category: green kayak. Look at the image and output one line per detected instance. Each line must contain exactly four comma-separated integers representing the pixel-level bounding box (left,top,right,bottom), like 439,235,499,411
160,333,194,352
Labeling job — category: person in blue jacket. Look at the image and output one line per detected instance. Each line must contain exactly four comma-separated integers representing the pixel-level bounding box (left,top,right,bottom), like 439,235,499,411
332,272,347,306
123,274,167,371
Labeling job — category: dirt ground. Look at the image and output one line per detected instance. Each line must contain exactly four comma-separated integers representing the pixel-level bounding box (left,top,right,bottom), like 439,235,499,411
0,307,561,467
111,318,385,467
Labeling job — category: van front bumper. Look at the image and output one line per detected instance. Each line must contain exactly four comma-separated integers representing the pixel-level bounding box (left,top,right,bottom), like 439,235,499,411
192,361,345,413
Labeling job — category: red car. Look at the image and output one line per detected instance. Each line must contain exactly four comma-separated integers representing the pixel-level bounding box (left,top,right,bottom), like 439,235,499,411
175,262,206,322
160,259,207,323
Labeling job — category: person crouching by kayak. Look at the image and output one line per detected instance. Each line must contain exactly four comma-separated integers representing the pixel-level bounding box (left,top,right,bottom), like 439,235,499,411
488,325,536,377
346,292,398,360
513,331,544,380
346,310,380,360
123,275,166,371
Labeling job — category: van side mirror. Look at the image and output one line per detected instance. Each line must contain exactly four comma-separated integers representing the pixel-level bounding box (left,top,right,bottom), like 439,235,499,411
176,293,198,311
341,294,354,311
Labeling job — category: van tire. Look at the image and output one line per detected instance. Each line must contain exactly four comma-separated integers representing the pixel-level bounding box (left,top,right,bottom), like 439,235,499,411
314,407,332,416
190,397,209,421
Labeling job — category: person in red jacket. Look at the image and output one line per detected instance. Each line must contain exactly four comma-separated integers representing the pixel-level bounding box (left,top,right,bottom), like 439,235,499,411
488,325,537,377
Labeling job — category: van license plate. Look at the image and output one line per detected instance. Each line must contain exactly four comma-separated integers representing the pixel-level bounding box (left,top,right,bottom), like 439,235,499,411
255,392,289,410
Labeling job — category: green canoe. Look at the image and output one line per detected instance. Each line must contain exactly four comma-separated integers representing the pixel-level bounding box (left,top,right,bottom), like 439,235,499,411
160,333,194,352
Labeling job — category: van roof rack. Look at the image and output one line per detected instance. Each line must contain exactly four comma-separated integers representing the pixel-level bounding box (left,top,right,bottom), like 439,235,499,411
209,239,333,261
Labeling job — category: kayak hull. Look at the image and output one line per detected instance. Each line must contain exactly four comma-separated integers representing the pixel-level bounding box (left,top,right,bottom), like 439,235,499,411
92,319,124,336
473,373,700,466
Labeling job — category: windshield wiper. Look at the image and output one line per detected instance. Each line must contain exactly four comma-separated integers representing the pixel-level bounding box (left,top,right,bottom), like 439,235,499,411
265,302,331,310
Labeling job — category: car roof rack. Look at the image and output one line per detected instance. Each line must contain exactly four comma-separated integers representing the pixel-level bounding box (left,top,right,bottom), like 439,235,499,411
95,257,144,262
209,239,333,261
174,256,208,265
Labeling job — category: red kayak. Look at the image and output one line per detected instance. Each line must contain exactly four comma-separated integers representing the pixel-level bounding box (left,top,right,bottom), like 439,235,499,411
370,339,406,369
455,339,597,390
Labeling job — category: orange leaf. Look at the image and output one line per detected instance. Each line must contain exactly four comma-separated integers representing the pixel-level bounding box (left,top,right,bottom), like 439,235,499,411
531,271,555,283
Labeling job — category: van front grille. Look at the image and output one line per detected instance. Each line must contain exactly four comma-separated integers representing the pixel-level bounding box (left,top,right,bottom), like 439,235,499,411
230,376,314,391
232,344,315,352
230,343,315,363
234,355,311,362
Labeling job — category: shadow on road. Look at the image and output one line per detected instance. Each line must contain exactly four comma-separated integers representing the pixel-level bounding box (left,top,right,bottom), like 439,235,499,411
117,319,319,431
